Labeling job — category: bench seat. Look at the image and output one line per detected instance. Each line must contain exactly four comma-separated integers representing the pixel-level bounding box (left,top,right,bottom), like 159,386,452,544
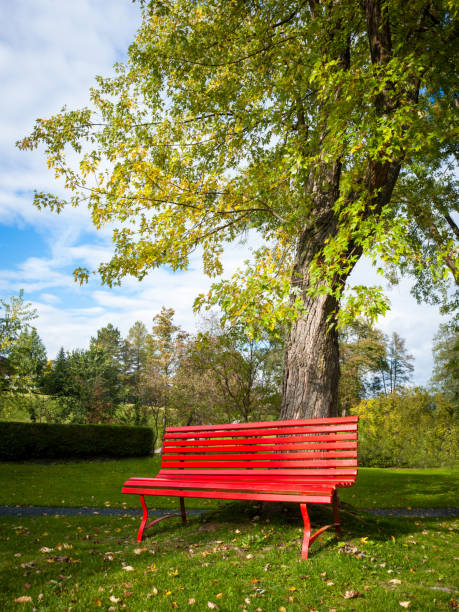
123,475,339,503
122,416,359,559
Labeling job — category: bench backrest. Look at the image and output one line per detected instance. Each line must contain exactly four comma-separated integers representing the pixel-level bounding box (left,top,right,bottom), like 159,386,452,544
160,416,358,485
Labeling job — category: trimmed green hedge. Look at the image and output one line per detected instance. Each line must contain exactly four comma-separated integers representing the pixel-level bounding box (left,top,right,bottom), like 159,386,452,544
0,421,154,460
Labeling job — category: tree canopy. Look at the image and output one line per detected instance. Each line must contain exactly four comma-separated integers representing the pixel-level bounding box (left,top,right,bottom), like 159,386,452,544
19,0,458,418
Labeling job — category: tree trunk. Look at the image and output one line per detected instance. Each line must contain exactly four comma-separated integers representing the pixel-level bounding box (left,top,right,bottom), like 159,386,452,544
279,156,401,420
279,141,345,420
281,291,340,420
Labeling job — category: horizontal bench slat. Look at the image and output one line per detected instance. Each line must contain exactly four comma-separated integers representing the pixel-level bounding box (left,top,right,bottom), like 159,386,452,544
164,441,358,454
124,477,336,494
162,459,358,468
167,416,358,432
163,451,357,461
156,472,356,484
160,468,357,476
164,434,357,448
165,424,357,440
122,486,333,504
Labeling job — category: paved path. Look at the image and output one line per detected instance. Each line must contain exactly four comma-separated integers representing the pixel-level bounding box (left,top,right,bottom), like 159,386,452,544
0,506,205,517
364,507,459,518
0,505,458,518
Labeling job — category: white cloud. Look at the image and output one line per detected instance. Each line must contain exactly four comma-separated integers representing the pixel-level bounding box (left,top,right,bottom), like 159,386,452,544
39,293,61,304
0,0,140,234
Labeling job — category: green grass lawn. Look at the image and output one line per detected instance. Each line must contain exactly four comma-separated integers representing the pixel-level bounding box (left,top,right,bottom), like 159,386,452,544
0,459,458,509
0,504,457,611
0,460,458,610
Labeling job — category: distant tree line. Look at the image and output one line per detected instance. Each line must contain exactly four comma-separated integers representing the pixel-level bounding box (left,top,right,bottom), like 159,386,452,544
1,292,457,436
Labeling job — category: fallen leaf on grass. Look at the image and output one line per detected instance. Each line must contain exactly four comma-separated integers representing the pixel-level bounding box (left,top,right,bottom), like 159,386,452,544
343,590,361,599
399,602,411,608
208,602,217,609
40,547,53,553
389,579,402,585
109,596,120,603
14,596,33,603
216,593,223,599
188,598,195,605
338,544,360,556
122,566,135,571
133,548,146,555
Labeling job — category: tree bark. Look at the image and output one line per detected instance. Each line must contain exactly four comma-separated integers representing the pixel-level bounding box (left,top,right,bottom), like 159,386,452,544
279,149,343,420
281,290,340,420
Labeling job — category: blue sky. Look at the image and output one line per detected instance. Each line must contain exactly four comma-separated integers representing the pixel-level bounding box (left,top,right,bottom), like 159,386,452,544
0,0,452,385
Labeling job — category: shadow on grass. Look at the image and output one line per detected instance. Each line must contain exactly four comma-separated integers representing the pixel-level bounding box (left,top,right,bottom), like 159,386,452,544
188,499,439,548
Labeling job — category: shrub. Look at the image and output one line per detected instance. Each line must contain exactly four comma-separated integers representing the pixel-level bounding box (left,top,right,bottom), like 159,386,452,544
352,389,459,467
0,421,154,460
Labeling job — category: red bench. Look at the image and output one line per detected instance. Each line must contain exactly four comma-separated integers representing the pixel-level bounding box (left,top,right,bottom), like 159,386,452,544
122,416,358,559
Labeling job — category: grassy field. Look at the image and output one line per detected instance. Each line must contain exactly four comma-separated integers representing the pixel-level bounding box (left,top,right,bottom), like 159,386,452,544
1,504,457,611
0,459,458,610
0,458,458,509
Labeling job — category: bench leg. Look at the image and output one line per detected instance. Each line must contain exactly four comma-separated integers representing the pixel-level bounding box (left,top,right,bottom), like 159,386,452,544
136,495,187,542
137,495,149,542
332,490,342,536
300,494,342,560
300,503,311,560
180,497,187,523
